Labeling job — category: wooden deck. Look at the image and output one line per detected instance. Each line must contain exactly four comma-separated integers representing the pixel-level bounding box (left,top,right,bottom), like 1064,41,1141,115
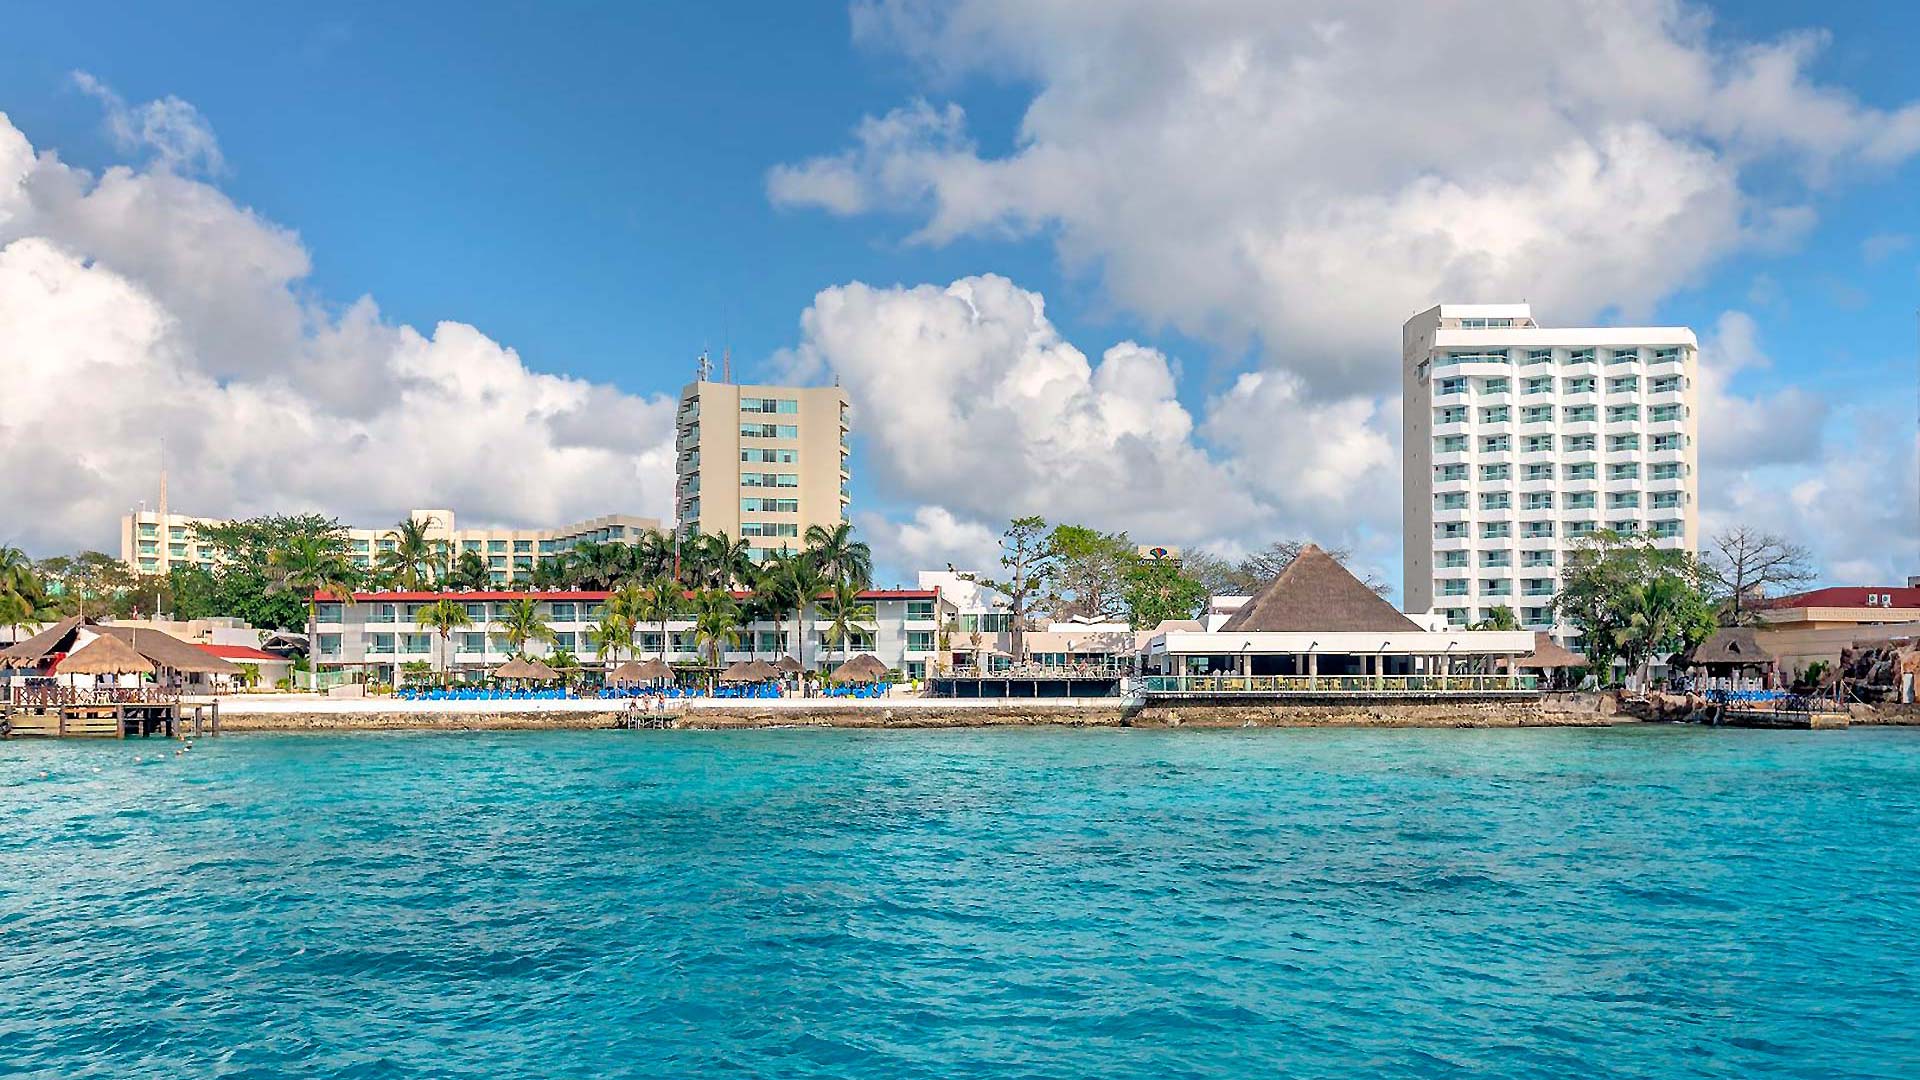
1,699,221,739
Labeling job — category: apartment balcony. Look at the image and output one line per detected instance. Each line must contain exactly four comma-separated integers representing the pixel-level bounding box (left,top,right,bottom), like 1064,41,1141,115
1432,533,1473,551
1476,391,1512,408
1433,418,1471,436
1476,449,1514,467
1432,448,1472,467
1432,505,1473,524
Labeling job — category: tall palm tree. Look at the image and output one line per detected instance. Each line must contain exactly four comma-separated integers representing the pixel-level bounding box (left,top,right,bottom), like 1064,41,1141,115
701,531,753,591
1614,576,1704,688
567,541,634,589
448,549,492,590
674,527,708,588
268,534,359,686
528,555,569,589
767,550,826,675
0,588,34,648
804,522,873,589
692,589,742,687
740,568,785,659
634,575,683,663
636,529,678,582
376,515,442,590
498,597,555,657
820,578,876,671
546,647,581,689
607,582,648,661
413,598,473,687
589,616,630,671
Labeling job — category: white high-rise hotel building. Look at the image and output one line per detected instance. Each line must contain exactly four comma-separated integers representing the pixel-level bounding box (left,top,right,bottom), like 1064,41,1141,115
1403,304,1699,647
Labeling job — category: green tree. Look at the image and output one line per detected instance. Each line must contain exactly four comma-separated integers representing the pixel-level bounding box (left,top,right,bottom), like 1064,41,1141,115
633,575,683,662
1121,556,1209,629
497,597,555,657
0,588,35,646
1553,530,1715,684
1472,605,1522,631
960,516,1054,663
820,578,877,669
1045,525,1134,621
193,515,354,630
448,549,492,590
376,514,442,590
804,522,873,589
588,615,631,670
267,533,360,682
691,589,742,684
412,598,473,687
167,563,220,620
546,647,581,688
700,531,754,591
765,549,826,673
1616,576,1718,687
36,551,130,617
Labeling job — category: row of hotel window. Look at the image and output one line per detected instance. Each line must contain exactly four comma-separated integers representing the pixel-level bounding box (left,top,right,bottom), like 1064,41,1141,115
1437,491,1684,511
1435,403,1684,425
318,629,940,657
1436,433,1687,454
1438,461,1687,482
1434,346,1685,367
1442,608,1554,628
1434,579,1559,597
318,600,942,623
1436,520,1683,539
1436,549,1558,568
1436,374,1682,396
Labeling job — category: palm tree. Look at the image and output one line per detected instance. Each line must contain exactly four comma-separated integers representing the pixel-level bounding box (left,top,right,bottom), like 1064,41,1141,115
413,598,473,687
448,549,492,590
691,589,742,687
0,588,35,648
589,616,630,671
634,575,683,662
1473,605,1521,631
805,522,873,589
498,597,555,657
767,549,826,676
636,529,678,582
607,582,648,663
566,541,633,589
546,647,581,689
268,534,359,687
1613,576,1708,689
528,556,569,589
702,531,753,591
674,527,708,588
820,577,876,672
376,515,442,590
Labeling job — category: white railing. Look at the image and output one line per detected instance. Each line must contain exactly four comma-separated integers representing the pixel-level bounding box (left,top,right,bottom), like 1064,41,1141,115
1138,674,1539,695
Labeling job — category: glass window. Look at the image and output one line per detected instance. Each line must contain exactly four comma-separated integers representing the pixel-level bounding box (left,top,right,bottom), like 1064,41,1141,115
907,631,936,652
1436,377,1468,396
1482,378,1510,394
1525,349,1553,365
1567,349,1595,363
1435,463,1467,481
1480,406,1509,423
368,633,395,655
906,600,935,620
1566,492,1597,509
1480,463,1509,481
1436,406,1467,424
1480,492,1510,510
1521,405,1553,423
1607,405,1640,423
1481,435,1510,452
1522,435,1553,453
1563,405,1596,423
1438,550,1469,568
1524,492,1553,510
1523,521,1554,538
1481,550,1511,567
1609,434,1642,451
316,603,343,623
1481,522,1511,539
1609,347,1640,363
1523,463,1553,480
1523,376,1553,394
1435,435,1467,454
1436,493,1467,511
1565,435,1597,452
1649,404,1683,422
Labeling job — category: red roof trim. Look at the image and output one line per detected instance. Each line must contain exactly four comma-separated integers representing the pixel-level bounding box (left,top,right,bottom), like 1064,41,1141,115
1759,586,1920,610
196,644,285,661
318,588,940,602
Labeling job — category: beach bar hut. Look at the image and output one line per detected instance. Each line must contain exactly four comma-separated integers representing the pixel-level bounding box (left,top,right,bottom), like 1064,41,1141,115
1683,627,1777,691
609,658,674,686
829,653,889,683
719,659,779,684
1501,632,1587,690
493,657,560,683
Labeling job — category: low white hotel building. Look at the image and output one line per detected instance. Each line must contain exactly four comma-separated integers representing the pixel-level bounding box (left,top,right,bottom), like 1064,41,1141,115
1402,304,1699,648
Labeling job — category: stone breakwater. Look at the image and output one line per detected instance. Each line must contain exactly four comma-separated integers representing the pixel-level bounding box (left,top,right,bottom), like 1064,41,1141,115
213,695,1623,732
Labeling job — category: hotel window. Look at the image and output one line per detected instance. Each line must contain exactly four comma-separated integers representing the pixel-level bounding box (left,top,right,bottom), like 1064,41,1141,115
907,631,936,652
1443,350,1509,365
369,603,397,624
1435,493,1467,511
1562,405,1596,423
740,397,800,414
742,498,800,513
1525,349,1553,365
1438,580,1469,597
1482,435,1510,452
1607,405,1640,423
741,522,800,538
1522,435,1553,453
317,634,342,657
1436,522,1467,539
1565,434,1597,452
1650,521,1683,539
1649,404,1683,422
637,632,663,653
1522,578,1555,597
1522,550,1556,567
1608,462,1640,480
1481,522,1511,539
1480,463,1509,481
1435,463,1467,482
1563,376,1596,395
742,472,801,488
139,523,158,537
907,600,936,620
464,603,486,621
459,633,486,653
1522,607,1553,626
1458,318,1514,328
1481,492,1510,510
1522,521,1555,539
1443,608,1469,627
1649,462,1684,480
1650,491,1682,509
513,540,533,553
368,633,395,655
672,631,698,653
1523,463,1553,481
740,423,800,439
1521,405,1553,424
1651,375,1682,394
1609,491,1641,509
463,540,482,553
1567,348,1595,364
1523,492,1553,510
1435,435,1467,454
1651,434,1684,452
1481,579,1512,596
549,602,576,622
539,540,557,554
1437,377,1468,396
1438,550,1470,568
1566,492,1597,509
1613,520,1642,535
1481,550,1511,567
1482,377,1510,394
1609,347,1640,364
1566,521,1598,538
316,603,343,623
489,556,507,570
1608,376,1640,394
1653,347,1681,362
1436,406,1467,425
1608,434,1641,452
742,448,799,464
1523,376,1553,394
487,540,507,553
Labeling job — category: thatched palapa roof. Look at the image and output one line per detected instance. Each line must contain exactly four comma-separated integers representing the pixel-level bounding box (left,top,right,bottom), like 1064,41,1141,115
773,655,803,674
99,626,241,675
1517,631,1585,669
56,633,156,676
830,653,889,682
0,616,87,668
1686,627,1775,667
719,659,779,683
609,658,674,683
1217,545,1421,634
494,657,560,681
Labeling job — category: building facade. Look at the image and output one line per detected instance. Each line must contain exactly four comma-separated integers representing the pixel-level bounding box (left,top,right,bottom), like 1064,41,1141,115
120,508,662,584
675,380,850,561
311,587,948,683
1402,303,1699,646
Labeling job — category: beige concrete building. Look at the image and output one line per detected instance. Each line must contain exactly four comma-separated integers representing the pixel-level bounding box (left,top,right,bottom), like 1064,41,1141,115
674,379,850,561
120,508,662,584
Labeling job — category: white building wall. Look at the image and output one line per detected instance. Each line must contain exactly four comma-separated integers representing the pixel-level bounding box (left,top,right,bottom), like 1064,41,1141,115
1403,304,1699,648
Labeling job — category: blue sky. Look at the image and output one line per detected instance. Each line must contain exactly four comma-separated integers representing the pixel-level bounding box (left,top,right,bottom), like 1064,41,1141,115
1,1,1917,589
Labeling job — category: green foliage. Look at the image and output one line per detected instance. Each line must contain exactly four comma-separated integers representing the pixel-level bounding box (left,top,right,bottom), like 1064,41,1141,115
497,596,555,655
960,516,1054,661
820,578,877,662
375,515,443,590
804,522,873,590
1122,555,1209,629
1552,530,1716,684
1472,605,1521,631
176,515,357,631
691,589,743,674
448,549,492,590
1045,525,1134,620
167,563,221,620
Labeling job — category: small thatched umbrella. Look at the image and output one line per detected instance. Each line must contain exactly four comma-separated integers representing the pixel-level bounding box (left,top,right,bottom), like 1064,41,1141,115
56,633,157,676
829,653,889,683
719,658,779,683
773,655,803,675
610,658,674,684
494,657,560,682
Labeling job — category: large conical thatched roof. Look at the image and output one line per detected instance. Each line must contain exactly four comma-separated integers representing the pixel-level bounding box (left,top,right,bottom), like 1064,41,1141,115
1517,631,1585,669
1686,627,1775,666
773,655,803,674
0,615,87,668
1217,545,1420,634
719,658,779,683
609,658,674,683
830,653,889,682
100,625,240,675
494,657,560,681
56,633,156,676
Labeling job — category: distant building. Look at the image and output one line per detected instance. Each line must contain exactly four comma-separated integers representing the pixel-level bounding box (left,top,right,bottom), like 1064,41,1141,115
119,508,663,584
1751,584,1920,677
674,378,850,562
1402,302,1699,649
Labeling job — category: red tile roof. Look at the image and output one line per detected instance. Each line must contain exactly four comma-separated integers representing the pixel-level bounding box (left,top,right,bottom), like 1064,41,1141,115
1759,586,1920,610
195,644,286,661
318,588,939,603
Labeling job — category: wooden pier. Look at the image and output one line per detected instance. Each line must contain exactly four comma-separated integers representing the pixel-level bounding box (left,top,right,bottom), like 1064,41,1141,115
1,698,220,739
1717,706,1850,730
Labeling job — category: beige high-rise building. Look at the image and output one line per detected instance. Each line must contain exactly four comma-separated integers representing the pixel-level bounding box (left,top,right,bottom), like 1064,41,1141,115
674,379,850,561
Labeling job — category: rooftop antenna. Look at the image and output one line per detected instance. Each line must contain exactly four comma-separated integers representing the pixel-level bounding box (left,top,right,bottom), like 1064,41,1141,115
721,303,732,384
696,349,711,382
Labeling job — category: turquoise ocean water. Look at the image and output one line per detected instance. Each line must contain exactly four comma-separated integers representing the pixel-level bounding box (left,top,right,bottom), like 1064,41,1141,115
1,727,1916,1078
